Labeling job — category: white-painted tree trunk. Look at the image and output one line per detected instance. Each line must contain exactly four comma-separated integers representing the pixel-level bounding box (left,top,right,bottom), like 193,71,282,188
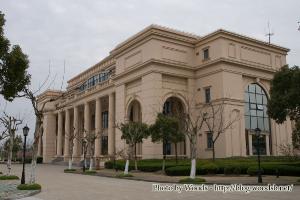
89,157,93,171
7,134,13,175
190,158,196,179
68,158,73,170
30,159,37,183
124,159,129,175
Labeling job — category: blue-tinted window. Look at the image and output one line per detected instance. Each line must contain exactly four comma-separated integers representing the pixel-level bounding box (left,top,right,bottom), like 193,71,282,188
102,111,108,129
244,84,270,132
207,132,213,149
205,88,211,103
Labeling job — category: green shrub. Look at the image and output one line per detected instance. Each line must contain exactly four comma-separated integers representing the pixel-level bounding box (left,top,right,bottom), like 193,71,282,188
247,166,264,176
179,177,206,183
165,166,190,176
64,169,76,172
37,157,43,164
224,165,242,175
25,158,32,163
276,165,300,176
84,170,97,174
0,175,19,180
200,163,219,174
0,172,2,174
17,183,41,190
116,173,133,178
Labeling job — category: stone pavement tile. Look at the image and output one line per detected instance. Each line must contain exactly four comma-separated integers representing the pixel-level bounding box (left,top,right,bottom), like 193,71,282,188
0,180,40,200
20,197,43,200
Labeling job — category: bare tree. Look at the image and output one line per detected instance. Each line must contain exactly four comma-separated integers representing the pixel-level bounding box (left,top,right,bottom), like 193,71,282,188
21,88,61,183
85,129,102,171
0,112,22,175
66,127,76,170
203,100,240,161
177,101,206,179
74,129,101,172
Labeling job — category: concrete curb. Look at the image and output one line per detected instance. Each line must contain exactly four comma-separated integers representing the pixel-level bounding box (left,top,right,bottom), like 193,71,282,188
4,189,41,200
64,171,300,185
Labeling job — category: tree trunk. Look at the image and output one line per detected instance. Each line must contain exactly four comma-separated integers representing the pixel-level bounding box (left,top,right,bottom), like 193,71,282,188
89,156,93,171
30,120,41,184
134,144,137,171
162,157,166,172
7,132,13,175
30,153,37,183
212,142,215,162
190,158,196,179
189,134,197,179
162,140,166,172
68,158,73,170
175,142,178,165
124,159,129,175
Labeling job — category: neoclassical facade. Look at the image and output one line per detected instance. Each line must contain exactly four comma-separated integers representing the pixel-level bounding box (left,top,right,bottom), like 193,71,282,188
37,25,293,163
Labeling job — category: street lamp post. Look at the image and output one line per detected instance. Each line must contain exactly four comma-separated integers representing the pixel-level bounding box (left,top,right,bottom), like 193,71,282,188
255,127,262,183
21,125,29,185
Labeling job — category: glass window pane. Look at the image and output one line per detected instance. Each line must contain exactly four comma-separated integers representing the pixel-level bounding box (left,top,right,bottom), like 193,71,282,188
257,110,263,117
264,118,270,131
257,105,264,111
250,103,256,110
245,93,249,102
251,116,257,129
249,84,255,93
256,94,263,104
245,104,250,115
255,85,263,94
245,116,250,129
250,109,257,116
263,95,268,105
250,93,256,103
257,117,264,130
263,105,268,116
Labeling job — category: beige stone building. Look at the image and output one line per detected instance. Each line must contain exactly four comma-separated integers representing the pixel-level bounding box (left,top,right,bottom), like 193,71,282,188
37,25,292,163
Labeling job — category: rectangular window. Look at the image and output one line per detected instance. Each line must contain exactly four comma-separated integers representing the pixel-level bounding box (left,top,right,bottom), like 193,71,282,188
102,111,108,129
207,132,213,149
101,136,108,155
205,88,211,103
203,48,209,60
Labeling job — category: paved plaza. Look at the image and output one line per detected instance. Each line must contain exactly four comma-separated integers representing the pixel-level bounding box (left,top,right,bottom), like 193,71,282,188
0,164,299,200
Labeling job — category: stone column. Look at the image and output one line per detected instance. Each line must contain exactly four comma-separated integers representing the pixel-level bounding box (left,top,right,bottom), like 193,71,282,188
57,111,63,156
84,102,90,133
73,106,79,159
95,98,102,157
108,93,115,155
42,113,57,163
64,109,70,160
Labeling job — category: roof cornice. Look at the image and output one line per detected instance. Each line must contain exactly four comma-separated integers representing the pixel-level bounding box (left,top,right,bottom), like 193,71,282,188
196,29,289,52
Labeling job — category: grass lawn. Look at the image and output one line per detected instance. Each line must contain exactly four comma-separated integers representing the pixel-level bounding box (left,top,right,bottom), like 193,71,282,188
105,156,300,176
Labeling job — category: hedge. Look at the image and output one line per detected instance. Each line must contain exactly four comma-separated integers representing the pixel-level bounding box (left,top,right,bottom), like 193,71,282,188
104,158,300,176
0,175,19,180
179,177,206,183
247,165,300,176
17,183,41,190
165,166,190,176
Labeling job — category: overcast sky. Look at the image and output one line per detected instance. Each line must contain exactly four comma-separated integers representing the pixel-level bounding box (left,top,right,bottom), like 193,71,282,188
0,0,299,140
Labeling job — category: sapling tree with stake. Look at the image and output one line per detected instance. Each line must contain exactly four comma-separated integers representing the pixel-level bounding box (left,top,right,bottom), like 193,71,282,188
118,121,149,174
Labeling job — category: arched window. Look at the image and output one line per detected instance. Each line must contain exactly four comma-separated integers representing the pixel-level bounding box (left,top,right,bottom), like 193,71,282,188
244,83,271,156
244,83,270,132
